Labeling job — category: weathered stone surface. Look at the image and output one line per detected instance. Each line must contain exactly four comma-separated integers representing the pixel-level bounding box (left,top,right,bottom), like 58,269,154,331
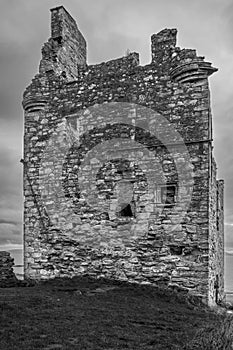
0,251,18,287
22,6,224,306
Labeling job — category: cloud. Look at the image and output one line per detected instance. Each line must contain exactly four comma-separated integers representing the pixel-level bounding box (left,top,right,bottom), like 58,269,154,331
0,219,20,225
222,1,233,53
225,224,233,249
0,243,22,251
225,250,233,256
0,119,23,245
0,223,22,246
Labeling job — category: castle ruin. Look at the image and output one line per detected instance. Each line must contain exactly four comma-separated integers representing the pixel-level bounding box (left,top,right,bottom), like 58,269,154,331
22,6,224,305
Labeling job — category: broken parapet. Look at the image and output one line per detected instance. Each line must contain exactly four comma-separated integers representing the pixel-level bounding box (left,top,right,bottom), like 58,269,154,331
151,28,217,83
0,251,18,287
151,28,177,64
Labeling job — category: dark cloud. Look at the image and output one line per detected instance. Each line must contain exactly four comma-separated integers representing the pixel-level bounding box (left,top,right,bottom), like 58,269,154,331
0,219,20,225
0,0,232,247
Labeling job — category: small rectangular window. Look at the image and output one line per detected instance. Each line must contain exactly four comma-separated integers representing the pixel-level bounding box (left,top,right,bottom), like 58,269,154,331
155,184,177,207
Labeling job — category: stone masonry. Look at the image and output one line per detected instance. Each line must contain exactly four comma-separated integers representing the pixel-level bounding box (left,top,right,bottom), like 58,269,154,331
22,6,224,306
0,251,17,287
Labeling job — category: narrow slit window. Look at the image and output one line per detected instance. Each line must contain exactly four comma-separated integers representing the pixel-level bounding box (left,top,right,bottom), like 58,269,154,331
216,216,219,231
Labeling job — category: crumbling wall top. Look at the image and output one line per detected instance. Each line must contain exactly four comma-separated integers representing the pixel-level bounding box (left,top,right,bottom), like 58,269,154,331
50,6,81,41
151,28,177,64
39,6,87,79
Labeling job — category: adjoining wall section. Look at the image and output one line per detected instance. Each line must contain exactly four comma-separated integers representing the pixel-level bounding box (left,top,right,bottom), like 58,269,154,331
208,157,224,305
22,6,223,305
217,179,224,298
0,251,17,287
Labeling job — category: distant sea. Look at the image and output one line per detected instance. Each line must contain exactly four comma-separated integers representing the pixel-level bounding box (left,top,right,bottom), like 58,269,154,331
3,247,233,293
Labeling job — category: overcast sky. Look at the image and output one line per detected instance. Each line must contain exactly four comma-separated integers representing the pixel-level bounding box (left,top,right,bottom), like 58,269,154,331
0,0,232,249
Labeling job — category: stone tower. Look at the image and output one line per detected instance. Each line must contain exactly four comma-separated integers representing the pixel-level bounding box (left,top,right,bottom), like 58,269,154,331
22,6,224,305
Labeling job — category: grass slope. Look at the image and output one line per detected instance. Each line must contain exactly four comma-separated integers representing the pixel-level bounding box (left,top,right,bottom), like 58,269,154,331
0,277,232,350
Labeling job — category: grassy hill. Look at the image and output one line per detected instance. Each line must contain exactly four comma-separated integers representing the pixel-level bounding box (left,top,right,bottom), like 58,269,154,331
0,276,233,350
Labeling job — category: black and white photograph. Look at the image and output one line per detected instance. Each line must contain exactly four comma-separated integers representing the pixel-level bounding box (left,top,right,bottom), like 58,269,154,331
0,0,233,349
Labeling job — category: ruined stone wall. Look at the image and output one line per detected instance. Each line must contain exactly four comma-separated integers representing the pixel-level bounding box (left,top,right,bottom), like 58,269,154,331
22,6,223,305
208,158,224,305
217,179,224,299
0,251,17,287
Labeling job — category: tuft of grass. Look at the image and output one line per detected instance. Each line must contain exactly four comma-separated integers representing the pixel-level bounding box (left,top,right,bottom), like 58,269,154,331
184,314,233,350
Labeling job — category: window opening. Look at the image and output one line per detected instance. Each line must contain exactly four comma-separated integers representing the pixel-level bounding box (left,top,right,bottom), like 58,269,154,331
119,204,133,217
160,185,177,206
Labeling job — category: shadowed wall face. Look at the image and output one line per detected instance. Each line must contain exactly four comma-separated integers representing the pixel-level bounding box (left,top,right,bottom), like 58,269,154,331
22,6,224,306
